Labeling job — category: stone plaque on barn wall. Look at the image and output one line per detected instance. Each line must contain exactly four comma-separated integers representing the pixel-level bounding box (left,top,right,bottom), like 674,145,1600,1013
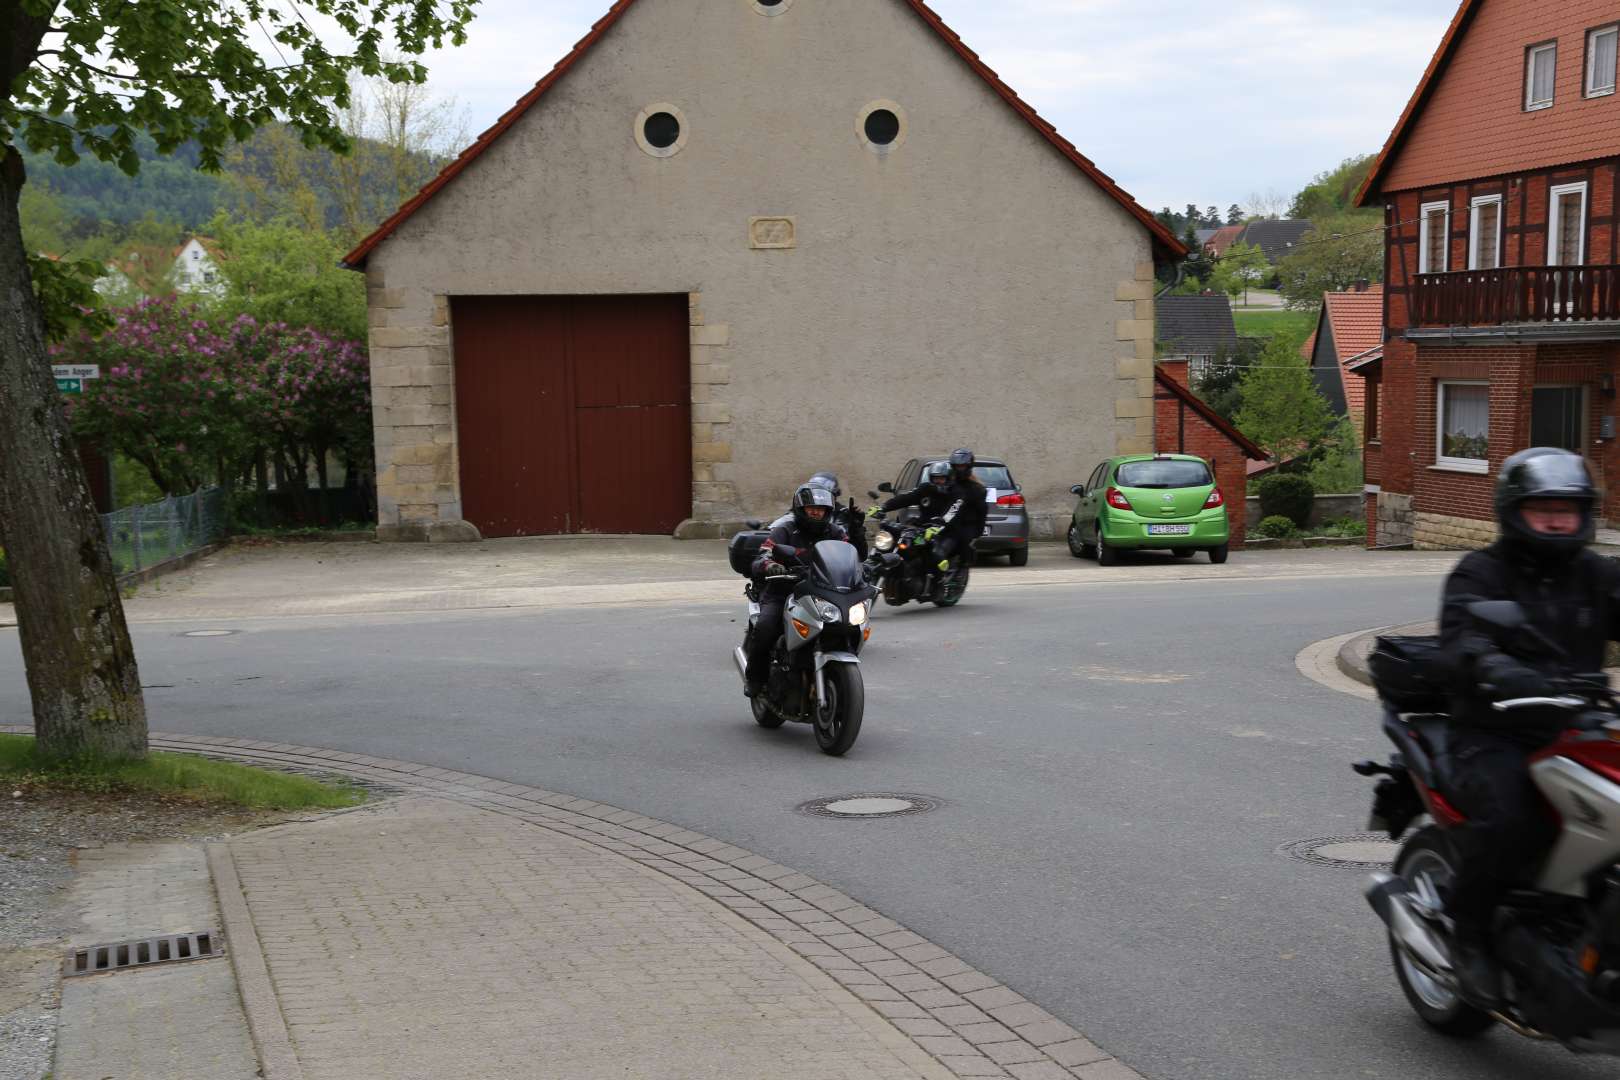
748,217,796,250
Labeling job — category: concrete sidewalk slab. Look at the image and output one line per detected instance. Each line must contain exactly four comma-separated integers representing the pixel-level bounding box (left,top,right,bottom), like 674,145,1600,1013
53,843,258,1080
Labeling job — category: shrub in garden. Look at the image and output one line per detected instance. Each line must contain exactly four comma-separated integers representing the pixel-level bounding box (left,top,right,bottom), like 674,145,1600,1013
1256,515,1298,540
1257,473,1316,529
60,300,371,522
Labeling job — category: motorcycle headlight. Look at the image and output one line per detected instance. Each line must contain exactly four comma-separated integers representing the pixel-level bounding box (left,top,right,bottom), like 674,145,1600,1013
847,602,868,626
873,531,896,553
813,599,841,623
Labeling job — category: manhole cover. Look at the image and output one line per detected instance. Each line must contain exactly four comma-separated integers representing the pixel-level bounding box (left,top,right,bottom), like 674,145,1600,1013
182,630,237,638
1278,834,1399,870
797,793,939,819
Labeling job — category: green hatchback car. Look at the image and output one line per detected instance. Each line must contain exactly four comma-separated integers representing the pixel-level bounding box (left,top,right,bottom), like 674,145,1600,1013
1066,454,1230,565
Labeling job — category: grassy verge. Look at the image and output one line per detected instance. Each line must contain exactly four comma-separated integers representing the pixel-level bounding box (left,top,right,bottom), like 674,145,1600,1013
0,734,366,809
1233,308,1317,352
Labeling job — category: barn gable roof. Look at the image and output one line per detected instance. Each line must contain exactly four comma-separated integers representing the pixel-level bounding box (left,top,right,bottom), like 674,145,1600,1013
341,0,1187,268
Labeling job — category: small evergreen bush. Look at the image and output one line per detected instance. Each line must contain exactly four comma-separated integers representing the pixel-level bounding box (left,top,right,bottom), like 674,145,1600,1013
1256,515,1298,540
1257,474,1316,529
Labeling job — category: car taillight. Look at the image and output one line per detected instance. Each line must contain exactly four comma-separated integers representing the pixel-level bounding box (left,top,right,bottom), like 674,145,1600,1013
995,492,1024,507
1105,487,1134,511
1204,488,1225,509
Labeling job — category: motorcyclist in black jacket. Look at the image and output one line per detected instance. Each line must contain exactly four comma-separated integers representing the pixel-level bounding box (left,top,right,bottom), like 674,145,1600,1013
774,473,867,560
1437,447,1620,1003
869,461,968,570
745,484,849,697
940,448,989,571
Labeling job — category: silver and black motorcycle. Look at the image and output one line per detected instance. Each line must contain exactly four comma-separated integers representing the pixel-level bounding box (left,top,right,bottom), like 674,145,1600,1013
729,536,877,756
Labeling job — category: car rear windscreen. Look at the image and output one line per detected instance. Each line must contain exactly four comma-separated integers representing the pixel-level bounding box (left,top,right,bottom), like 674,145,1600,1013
1116,460,1212,489
973,466,1013,488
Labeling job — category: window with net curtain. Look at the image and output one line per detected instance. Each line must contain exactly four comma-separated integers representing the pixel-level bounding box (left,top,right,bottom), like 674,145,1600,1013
1439,383,1489,466
1589,26,1618,97
1527,42,1557,109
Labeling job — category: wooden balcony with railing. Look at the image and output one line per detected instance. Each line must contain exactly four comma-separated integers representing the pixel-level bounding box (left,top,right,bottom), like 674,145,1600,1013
1412,265,1620,328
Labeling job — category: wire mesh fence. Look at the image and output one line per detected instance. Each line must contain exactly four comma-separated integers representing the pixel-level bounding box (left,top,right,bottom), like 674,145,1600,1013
101,487,227,576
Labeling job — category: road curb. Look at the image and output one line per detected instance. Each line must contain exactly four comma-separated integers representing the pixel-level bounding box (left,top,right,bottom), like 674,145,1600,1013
4,726,1139,1080
207,843,306,1080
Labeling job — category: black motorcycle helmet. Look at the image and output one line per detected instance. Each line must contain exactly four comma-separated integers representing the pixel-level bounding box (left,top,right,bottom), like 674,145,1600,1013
949,448,975,483
792,484,838,535
1494,447,1598,565
806,472,842,499
927,461,952,491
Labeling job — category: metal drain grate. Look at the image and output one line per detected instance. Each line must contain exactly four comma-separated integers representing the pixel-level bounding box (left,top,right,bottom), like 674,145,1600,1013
64,931,223,977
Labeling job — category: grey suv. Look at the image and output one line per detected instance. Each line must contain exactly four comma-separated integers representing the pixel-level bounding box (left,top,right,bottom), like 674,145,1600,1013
876,454,1031,566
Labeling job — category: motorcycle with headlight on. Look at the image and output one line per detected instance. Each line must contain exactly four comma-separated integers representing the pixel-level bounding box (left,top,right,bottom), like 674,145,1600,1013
729,537,878,756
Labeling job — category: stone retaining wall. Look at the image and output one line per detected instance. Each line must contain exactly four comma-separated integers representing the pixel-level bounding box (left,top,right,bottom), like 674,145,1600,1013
1414,510,1497,550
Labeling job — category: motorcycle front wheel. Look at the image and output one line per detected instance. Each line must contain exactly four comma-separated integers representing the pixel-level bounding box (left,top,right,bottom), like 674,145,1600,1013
1389,828,1496,1037
814,663,864,756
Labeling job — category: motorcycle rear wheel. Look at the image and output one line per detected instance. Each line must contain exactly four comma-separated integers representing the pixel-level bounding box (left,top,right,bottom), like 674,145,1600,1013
814,663,864,756
1390,829,1496,1037
932,565,970,607
752,696,786,729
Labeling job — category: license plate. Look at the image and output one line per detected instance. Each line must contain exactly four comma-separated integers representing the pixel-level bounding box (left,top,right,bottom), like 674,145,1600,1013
1147,524,1192,535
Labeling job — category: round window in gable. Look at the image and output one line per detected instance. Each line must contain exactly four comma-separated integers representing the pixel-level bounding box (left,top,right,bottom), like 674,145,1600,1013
752,0,793,14
857,100,908,153
635,103,689,158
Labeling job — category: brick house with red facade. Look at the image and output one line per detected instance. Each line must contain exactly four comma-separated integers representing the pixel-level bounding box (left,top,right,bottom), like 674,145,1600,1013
1356,0,1620,548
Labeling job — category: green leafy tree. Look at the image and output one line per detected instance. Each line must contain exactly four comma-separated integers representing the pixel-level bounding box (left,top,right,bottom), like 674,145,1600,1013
1233,336,1341,463
18,179,70,252
1226,204,1243,226
1193,344,1248,424
1290,154,1377,220
1211,241,1268,306
1275,212,1384,310
206,213,368,341
0,0,476,762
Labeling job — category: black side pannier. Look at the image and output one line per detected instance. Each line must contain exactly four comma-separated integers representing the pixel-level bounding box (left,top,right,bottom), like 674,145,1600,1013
728,529,770,577
1368,634,1450,714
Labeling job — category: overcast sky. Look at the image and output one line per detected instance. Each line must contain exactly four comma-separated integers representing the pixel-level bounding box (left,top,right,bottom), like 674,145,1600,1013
399,0,1462,215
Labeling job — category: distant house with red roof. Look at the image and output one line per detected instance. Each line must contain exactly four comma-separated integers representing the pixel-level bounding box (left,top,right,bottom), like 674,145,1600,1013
1304,283,1382,437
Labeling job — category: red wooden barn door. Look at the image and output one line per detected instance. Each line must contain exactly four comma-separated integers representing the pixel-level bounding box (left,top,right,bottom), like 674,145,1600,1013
452,295,691,537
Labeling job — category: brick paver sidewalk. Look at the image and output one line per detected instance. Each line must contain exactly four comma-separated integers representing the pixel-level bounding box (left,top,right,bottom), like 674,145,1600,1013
227,797,953,1080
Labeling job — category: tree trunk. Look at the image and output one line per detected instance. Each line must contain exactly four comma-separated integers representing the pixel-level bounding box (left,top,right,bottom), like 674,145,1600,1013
0,147,147,760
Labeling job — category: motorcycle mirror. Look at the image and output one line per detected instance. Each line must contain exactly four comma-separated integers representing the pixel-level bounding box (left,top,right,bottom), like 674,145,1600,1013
745,519,763,530
1070,485,1085,496
1467,600,1528,634
878,482,894,493
868,490,881,500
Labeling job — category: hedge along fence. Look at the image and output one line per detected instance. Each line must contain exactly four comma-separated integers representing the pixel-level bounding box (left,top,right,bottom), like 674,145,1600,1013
59,299,372,525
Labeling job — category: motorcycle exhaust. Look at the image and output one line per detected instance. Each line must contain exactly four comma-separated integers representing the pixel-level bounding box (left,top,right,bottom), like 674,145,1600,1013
1366,872,1454,976
733,646,749,682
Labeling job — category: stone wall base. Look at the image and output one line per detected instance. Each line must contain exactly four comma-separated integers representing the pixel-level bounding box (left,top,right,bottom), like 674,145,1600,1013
378,520,484,543
1414,510,1496,551
1377,493,1414,548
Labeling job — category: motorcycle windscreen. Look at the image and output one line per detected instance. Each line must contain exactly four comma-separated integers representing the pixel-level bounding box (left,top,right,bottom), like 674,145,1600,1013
809,540,864,592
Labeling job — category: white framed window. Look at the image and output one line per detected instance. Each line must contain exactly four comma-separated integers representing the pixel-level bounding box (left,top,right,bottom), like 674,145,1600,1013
1419,201,1450,274
1531,385,1588,451
1437,382,1490,472
1469,195,1503,270
1527,41,1558,110
1588,25,1618,97
1549,181,1589,265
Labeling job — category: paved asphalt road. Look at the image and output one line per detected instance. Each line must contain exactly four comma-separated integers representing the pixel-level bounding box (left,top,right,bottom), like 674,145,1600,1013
1,545,1610,1080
